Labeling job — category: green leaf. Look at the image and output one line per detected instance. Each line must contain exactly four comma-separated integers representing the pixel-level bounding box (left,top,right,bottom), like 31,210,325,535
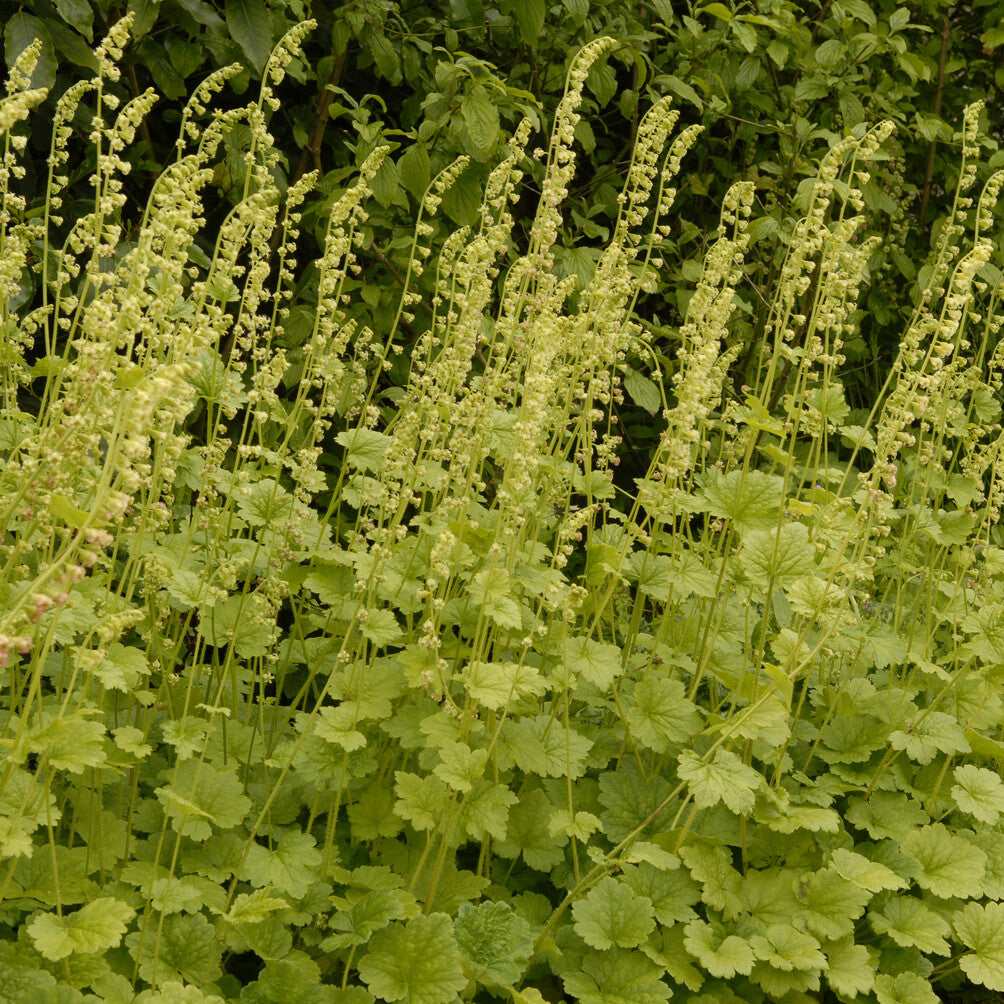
225,0,272,72
621,862,701,925
321,889,403,951
683,919,755,978
873,971,938,1004
561,948,672,1004
469,566,523,630
29,898,134,960
677,749,761,815
52,0,93,38
336,429,392,472
368,30,400,82
626,673,701,752
127,912,220,987
4,13,57,89
197,595,278,658
889,711,969,765
440,163,485,227
462,83,499,156
399,143,431,201
92,642,149,692
679,844,742,918
495,788,566,871
433,740,488,794
954,902,1004,992
157,761,251,842
315,704,366,752
511,0,546,46
823,936,876,998
564,634,623,690
623,368,662,414
739,523,816,586
869,896,951,955
844,791,929,841
901,824,987,899
360,608,403,647
749,923,825,972
661,74,703,109
394,771,450,831
830,848,907,893
503,715,591,778
127,0,161,36
30,714,106,774
699,469,785,534
793,867,872,940
458,780,517,841
572,876,655,950
174,0,224,27
461,659,547,710
243,831,321,899
951,764,1004,824
454,901,532,986
358,914,466,1004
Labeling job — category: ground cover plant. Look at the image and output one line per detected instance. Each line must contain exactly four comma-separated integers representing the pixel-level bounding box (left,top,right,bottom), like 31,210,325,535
3,17,1004,1004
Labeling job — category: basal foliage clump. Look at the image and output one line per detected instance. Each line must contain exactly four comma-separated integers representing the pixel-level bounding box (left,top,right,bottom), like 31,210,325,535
2,18,1004,1004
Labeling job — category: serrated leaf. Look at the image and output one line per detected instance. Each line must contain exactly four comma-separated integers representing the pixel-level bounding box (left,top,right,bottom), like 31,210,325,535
458,780,516,842
622,367,662,414
358,913,465,1004
824,936,876,997
699,468,785,534
495,788,566,871
572,876,655,950
677,749,761,815
394,771,449,831
562,947,671,1004
4,13,57,89
511,0,545,46
901,823,987,899
433,740,488,794
93,642,149,692
225,0,271,72
621,862,701,925
321,889,403,951
360,608,403,647
53,0,93,37
844,791,929,841
739,523,816,586
243,831,321,899
683,919,755,978
127,912,219,986
889,711,969,765
954,901,1004,992
626,673,701,752
794,867,872,940
399,143,431,201
462,82,499,156
503,715,591,778
679,844,742,918
461,659,547,710
454,901,532,986
29,898,134,960
336,428,392,472
951,764,1004,824
869,896,951,955
157,760,251,842
749,923,825,972
30,714,107,774
830,848,907,893
564,634,623,690
873,971,938,1004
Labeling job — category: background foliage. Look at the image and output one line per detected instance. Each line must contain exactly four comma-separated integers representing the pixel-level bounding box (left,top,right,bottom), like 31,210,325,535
3,3,1004,1003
